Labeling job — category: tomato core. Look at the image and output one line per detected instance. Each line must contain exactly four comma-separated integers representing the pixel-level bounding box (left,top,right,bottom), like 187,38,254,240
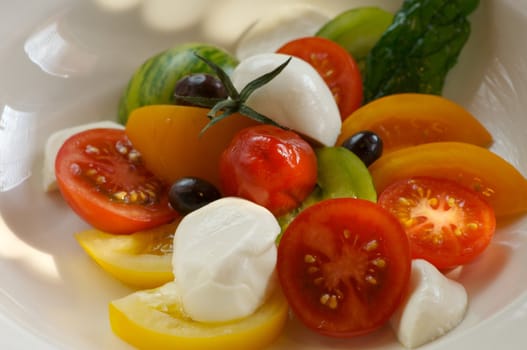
378,177,496,269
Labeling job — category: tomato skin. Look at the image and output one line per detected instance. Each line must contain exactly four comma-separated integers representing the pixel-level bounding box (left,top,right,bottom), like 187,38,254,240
109,284,289,350
378,177,496,269
277,36,363,120
369,141,527,217
55,128,178,234
277,198,411,337
75,219,180,288
336,93,493,152
219,125,317,217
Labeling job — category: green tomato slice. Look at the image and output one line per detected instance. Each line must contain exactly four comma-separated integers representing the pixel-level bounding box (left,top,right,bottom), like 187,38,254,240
278,146,377,237
316,6,393,64
316,146,377,202
118,43,238,125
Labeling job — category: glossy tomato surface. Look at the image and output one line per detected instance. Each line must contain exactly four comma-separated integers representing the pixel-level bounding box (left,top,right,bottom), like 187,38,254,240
336,93,493,152
55,128,177,234
277,198,411,337
369,141,527,217
219,124,317,216
378,177,496,269
277,36,363,120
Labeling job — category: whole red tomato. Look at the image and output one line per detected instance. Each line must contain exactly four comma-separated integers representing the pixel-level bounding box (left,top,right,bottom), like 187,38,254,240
219,125,317,216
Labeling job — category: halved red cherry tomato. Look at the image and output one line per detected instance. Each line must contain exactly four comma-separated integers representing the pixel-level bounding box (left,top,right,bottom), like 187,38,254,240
277,198,411,337
378,177,496,269
277,36,363,120
219,124,317,217
55,128,177,234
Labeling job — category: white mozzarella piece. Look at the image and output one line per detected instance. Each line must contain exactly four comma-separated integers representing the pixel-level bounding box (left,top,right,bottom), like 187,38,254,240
231,53,341,146
42,120,124,192
172,197,280,322
390,259,468,348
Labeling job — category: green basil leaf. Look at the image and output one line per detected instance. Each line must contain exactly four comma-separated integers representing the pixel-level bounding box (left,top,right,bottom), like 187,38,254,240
363,0,480,103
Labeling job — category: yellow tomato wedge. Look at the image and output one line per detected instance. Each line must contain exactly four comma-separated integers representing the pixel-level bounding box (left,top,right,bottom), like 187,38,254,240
125,105,258,188
337,93,493,152
109,282,289,350
76,220,179,289
369,142,527,217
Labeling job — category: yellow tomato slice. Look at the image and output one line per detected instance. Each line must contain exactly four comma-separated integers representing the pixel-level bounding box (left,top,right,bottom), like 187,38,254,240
75,220,179,289
109,282,289,350
337,93,493,152
369,142,527,217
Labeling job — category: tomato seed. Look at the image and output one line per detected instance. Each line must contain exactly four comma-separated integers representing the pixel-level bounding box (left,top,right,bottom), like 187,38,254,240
371,257,387,268
70,163,81,175
129,191,138,202
402,218,414,228
365,275,378,285
428,197,439,208
320,294,339,309
115,142,128,154
304,254,316,264
128,150,141,163
364,240,379,252
398,197,412,206
467,222,478,230
95,175,106,185
328,295,338,309
85,145,100,155
113,191,127,201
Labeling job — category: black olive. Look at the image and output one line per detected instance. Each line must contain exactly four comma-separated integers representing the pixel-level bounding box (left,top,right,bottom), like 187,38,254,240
173,73,228,105
168,177,221,215
341,130,383,167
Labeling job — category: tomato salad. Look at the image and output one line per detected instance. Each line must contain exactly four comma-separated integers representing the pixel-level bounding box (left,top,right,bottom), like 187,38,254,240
46,1,527,350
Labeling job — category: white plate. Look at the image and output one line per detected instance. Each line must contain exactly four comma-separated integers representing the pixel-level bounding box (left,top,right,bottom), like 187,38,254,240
1,0,527,349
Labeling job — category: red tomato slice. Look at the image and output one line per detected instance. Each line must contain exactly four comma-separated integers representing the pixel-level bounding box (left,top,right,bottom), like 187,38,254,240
277,36,363,120
277,198,410,337
378,177,496,269
55,128,178,234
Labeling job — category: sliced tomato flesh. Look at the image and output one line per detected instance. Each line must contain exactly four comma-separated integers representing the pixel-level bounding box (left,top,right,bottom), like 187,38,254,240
55,128,177,234
378,176,496,269
277,198,410,337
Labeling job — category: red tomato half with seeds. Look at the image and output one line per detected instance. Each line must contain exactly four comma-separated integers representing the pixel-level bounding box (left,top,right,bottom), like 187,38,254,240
55,128,177,234
277,198,411,337
219,124,317,217
378,177,496,269
277,36,363,120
